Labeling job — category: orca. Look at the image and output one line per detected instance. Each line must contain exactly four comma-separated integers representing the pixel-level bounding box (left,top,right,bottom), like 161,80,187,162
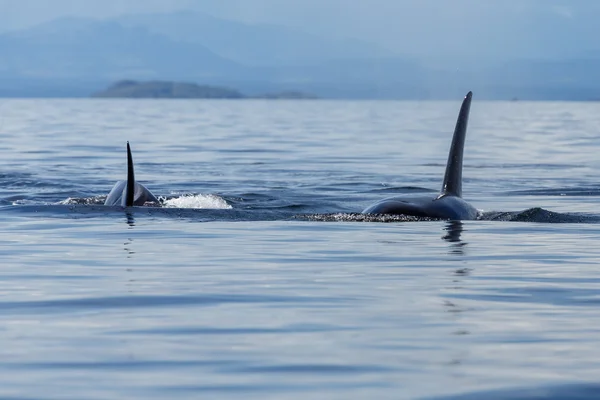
362,91,479,220
104,142,160,207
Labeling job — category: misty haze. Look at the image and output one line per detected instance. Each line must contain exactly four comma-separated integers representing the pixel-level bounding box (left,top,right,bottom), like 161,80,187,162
1,0,600,99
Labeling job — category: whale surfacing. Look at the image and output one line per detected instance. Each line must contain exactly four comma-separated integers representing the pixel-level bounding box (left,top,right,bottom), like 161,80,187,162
362,91,479,220
104,142,159,207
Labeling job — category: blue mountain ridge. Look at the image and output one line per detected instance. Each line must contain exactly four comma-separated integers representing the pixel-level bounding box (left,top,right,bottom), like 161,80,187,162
0,11,599,99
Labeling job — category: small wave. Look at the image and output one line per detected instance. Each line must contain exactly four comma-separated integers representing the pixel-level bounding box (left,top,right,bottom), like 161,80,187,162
162,194,232,209
505,188,600,196
368,186,436,194
427,383,600,400
480,207,600,223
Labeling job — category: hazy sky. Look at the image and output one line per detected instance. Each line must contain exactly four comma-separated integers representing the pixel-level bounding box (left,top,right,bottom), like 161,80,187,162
1,0,597,61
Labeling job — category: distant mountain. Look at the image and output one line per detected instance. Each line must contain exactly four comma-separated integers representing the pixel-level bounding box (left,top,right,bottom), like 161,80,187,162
1,11,600,100
0,15,425,98
92,80,245,99
92,80,318,99
0,17,244,81
115,11,394,67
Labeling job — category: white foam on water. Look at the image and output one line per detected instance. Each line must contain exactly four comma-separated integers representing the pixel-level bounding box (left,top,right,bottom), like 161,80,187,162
12,199,38,205
162,194,232,209
57,196,106,205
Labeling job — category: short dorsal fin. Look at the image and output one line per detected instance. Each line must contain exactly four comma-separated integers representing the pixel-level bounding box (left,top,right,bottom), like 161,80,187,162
125,142,135,207
441,91,472,197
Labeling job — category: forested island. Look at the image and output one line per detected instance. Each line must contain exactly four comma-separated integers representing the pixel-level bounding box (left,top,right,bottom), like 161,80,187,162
92,80,318,99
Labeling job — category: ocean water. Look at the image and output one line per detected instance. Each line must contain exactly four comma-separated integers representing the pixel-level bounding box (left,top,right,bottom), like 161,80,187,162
0,98,600,399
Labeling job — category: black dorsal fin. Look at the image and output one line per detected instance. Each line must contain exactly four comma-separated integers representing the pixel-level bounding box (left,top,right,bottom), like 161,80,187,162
125,142,135,207
441,91,472,197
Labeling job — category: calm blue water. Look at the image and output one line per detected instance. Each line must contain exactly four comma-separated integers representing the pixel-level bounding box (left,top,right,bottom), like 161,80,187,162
0,98,600,399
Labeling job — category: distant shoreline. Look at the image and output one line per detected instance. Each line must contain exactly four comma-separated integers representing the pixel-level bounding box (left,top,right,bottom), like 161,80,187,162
91,80,320,100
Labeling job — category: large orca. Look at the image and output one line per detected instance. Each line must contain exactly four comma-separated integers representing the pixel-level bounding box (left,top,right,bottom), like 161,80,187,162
104,142,160,207
362,91,479,220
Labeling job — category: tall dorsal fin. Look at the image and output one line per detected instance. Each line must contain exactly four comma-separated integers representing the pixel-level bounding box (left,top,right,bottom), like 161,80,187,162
125,142,135,207
441,91,472,197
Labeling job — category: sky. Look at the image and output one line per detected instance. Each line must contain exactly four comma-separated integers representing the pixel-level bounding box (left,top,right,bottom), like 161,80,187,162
0,0,597,63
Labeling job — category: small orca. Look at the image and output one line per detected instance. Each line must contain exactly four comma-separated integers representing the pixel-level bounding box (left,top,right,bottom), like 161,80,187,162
104,142,160,207
362,91,479,220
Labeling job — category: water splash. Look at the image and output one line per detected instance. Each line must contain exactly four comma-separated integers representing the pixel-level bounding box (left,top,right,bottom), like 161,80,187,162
297,213,441,222
58,196,106,206
54,194,232,209
162,194,232,209
11,199,40,206
297,208,600,223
